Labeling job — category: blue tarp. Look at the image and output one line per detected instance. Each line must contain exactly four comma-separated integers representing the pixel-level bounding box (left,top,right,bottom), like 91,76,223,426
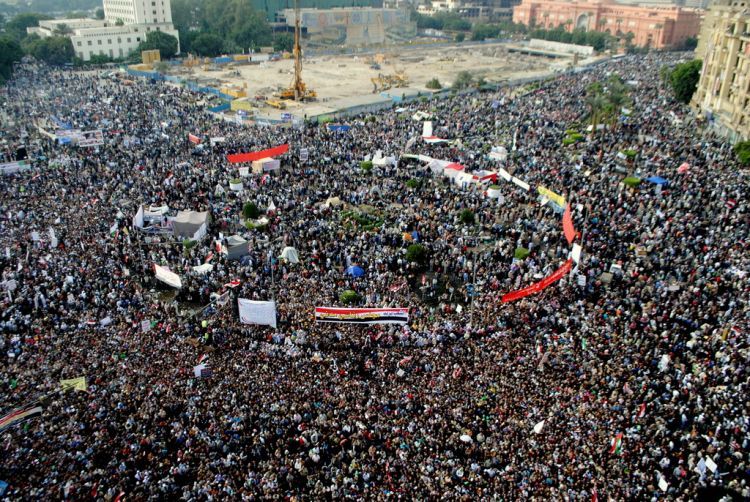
346,266,365,277
646,176,669,185
327,124,351,132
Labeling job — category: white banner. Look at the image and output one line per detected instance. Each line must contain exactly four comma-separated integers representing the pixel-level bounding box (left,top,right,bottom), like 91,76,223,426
511,177,530,191
77,130,104,147
154,264,182,289
238,299,277,328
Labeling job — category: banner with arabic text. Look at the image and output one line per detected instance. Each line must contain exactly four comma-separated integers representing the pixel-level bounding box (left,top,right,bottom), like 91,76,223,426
314,307,409,325
501,259,573,303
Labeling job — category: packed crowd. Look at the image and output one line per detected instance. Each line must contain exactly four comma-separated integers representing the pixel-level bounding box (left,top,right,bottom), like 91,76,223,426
0,51,748,500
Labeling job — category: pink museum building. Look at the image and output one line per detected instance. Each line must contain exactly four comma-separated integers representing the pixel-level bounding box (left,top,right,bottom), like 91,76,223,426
513,0,702,49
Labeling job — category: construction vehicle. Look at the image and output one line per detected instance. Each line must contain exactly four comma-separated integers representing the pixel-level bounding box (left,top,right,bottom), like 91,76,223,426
266,99,287,110
371,73,409,93
279,0,316,101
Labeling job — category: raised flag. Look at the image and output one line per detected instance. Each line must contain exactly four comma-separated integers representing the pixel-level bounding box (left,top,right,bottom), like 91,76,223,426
533,420,545,434
60,376,87,392
188,133,201,144
227,144,289,164
224,279,241,289
636,403,646,419
609,432,623,455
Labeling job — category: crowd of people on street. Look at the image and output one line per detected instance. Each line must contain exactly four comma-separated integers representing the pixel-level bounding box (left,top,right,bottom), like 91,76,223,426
0,51,748,500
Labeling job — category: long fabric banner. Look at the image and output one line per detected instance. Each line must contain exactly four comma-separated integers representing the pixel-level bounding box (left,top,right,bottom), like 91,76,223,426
227,144,289,164
562,204,578,244
154,264,182,289
501,259,573,303
238,299,277,328
314,307,409,325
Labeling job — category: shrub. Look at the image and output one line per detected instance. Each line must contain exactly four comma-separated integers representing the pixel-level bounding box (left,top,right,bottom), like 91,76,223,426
426,78,442,90
182,239,197,250
514,247,530,260
406,179,420,189
339,290,360,304
622,149,637,159
360,160,373,173
562,137,577,146
242,202,260,220
406,243,428,264
229,178,242,185
488,184,501,190
245,220,267,231
459,209,475,225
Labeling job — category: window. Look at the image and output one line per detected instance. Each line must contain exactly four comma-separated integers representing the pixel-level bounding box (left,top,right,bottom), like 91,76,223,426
88,40,92,46
98,39,102,45
107,39,112,44
136,37,140,42
127,37,131,42
77,41,82,46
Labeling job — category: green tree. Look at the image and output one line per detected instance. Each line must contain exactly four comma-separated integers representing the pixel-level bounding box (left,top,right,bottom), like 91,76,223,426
273,33,294,53
455,32,465,43
406,243,428,264
138,31,179,59
426,77,442,89
24,36,74,65
53,23,73,35
6,13,51,41
0,36,24,84
191,32,224,56
734,141,750,166
95,8,105,20
585,82,607,133
459,209,475,225
669,59,701,104
242,201,260,220
452,70,473,90
115,18,124,26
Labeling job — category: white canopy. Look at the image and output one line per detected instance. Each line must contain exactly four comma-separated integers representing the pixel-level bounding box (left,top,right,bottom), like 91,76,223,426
173,211,209,240
279,246,300,264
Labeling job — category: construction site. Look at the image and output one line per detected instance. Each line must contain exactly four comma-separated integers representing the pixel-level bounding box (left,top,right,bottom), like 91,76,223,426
167,41,584,122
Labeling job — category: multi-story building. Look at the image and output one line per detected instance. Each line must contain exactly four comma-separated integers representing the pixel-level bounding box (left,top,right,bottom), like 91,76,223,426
691,0,750,141
103,0,173,25
512,0,702,49
28,0,179,62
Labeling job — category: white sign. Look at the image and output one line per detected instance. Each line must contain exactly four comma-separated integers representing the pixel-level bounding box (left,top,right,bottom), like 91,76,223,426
238,299,277,328
77,130,104,147
299,148,309,161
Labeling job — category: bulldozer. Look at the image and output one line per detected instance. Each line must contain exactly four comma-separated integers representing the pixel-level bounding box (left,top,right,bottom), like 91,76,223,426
266,99,287,110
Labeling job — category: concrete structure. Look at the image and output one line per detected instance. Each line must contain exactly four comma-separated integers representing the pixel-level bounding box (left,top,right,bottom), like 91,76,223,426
512,0,702,48
280,7,416,46
691,0,750,141
28,0,179,62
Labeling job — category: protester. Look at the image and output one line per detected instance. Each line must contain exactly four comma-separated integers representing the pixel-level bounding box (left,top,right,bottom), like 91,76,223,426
0,52,747,500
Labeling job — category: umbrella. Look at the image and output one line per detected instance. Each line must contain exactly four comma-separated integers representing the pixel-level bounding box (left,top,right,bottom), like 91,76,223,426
346,266,365,277
646,176,668,185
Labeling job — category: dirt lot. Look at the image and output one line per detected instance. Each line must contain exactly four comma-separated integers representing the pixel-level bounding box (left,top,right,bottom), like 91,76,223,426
179,41,572,117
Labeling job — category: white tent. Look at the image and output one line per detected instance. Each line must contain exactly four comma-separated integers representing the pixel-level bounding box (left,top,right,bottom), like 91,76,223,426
252,158,280,174
279,246,300,264
173,211,209,240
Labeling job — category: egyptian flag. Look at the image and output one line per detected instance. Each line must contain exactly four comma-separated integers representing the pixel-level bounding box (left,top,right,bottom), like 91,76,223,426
636,403,646,419
188,133,201,145
609,432,623,455
0,405,43,432
224,279,241,289
726,198,736,210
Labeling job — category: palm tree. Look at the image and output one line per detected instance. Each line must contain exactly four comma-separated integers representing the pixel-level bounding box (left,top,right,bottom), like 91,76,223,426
586,82,607,135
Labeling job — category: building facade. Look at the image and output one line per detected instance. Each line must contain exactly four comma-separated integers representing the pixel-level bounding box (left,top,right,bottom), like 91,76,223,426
280,7,416,45
691,0,750,141
103,0,173,25
28,0,179,62
512,0,702,48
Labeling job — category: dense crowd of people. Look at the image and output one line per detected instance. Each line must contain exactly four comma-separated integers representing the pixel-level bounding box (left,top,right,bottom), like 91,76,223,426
0,51,748,500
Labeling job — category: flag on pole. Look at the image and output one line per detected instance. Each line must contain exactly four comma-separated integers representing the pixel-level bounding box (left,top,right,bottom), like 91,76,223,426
60,376,87,392
533,420,545,434
609,433,623,455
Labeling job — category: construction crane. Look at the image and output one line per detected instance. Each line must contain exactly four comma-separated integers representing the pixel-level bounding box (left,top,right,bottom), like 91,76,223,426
279,0,316,101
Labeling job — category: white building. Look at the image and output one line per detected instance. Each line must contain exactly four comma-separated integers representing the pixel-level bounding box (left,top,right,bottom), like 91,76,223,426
28,0,179,62
103,0,173,25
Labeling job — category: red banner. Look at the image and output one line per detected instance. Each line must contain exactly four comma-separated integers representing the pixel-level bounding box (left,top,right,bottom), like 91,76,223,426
188,133,201,145
501,259,573,303
227,144,289,164
563,204,578,244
